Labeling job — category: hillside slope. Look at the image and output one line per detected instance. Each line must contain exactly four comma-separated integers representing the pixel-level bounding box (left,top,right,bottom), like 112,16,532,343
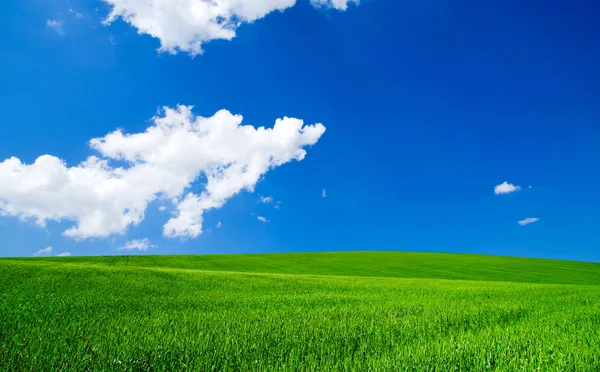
11,251,600,285
1,259,600,370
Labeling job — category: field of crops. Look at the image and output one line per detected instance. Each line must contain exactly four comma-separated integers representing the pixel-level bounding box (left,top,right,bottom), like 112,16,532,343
1,252,600,370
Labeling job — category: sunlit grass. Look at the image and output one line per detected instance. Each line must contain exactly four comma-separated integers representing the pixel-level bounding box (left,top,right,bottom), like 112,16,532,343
20,251,600,285
1,253,599,370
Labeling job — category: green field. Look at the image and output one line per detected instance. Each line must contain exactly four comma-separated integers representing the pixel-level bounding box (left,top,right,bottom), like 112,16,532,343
1,252,600,370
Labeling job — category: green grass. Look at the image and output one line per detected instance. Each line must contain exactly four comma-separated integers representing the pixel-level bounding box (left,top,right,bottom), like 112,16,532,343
21,251,600,285
1,252,600,370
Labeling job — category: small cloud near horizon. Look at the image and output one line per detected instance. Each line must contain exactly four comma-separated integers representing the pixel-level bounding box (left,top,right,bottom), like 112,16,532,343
57,252,71,257
34,246,53,256
119,238,156,251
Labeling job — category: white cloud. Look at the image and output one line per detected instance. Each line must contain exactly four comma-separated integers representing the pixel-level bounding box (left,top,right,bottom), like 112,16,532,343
216,221,222,228
34,246,53,256
158,205,167,211
259,195,274,203
0,105,325,240
257,216,270,223
321,189,327,198
101,0,359,56
57,252,72,257
69,9,83,18
119,238,155,251
259,195,281,209
46,19,65,35
310,0,358,11
494,181,521,195
518,217,540,226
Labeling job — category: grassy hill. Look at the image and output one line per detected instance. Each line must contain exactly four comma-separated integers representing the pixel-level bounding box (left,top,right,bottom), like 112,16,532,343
17,251,600,285
2,252,600,370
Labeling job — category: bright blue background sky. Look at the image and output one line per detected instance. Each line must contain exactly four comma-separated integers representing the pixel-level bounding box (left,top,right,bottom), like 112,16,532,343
1,0,599,261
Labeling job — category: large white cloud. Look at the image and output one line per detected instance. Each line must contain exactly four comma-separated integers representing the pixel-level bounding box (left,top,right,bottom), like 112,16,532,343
0,105,325,239
102,0,359,55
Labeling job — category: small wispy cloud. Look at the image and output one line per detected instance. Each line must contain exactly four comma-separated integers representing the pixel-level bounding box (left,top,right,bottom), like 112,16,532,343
257,216,270,223
158,205,167,212
46,19,65,35
494,182,521,195
57,252,71,257
259,195,282,209
68,8,83,18
321,189,327,198
216,221,222,228
34,246,53,256
119,238,156,251
518,217,540,226
259,196,274,204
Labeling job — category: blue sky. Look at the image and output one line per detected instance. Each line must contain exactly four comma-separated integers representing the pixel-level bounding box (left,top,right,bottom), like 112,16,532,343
1,0,599,261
